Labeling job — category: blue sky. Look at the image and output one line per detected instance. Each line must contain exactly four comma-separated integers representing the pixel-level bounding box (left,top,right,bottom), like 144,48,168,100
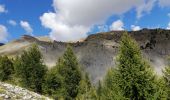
0,0,170,42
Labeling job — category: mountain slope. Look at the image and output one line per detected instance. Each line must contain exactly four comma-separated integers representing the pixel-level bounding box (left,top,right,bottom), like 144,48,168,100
0,29,170,84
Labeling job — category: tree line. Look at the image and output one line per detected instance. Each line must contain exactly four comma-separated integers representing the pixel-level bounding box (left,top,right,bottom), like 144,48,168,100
0,33,170,100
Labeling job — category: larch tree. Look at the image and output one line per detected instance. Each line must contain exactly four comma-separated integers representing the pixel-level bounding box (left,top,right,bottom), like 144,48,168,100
116,33,167,99
57,46,82,99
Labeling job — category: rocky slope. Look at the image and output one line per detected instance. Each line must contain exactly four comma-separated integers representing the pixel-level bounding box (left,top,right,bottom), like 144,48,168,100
0,29,170,84
0,82,52,100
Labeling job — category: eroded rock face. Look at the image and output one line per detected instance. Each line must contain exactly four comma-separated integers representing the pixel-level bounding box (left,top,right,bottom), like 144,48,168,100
0,82,52,100
0,29,170,84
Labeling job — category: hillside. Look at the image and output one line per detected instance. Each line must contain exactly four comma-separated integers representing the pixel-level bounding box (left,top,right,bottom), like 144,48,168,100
0,29,170,84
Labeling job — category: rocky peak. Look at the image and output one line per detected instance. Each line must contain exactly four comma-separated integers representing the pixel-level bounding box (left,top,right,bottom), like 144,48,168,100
21,35,38,42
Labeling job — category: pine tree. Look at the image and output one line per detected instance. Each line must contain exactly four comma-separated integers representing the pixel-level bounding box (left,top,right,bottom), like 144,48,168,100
77,73,92,98
15,44,47,93
57,46,82,99
43,66,65,99
116,33,166,99
0,56,14,81
102,68,125,100
163,57,170,99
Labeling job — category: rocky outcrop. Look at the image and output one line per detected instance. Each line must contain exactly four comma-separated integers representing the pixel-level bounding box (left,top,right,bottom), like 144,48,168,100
0,29,169,84
0,82,52,100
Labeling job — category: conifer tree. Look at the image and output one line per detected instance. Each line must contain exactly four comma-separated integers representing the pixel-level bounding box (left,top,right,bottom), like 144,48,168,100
43,67,65,99
77,73,92,98
116,33,166,99
0,56,14,81
102,68,125,100
15,44,47,93
57,46,82,99
163,57,170,99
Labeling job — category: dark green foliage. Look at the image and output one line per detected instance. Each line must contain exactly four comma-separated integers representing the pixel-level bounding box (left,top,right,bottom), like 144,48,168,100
163,57,170,99
56,46,82,99
77,73,91,97
0,56,14,81
97,80,102,100
116,33,166,99
43,67,65,99
14,44,47,93
100,33,167,100
76,87,98,100
84,73,91,90
102,69,125,100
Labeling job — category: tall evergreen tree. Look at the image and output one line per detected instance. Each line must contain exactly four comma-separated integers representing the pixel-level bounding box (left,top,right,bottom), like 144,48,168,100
77,73,92,98
0,56,14,81
15,44,47,93
43,66,65,99
102,69,125,100
57,46,82,99
163,57,170,99
116,33,166,99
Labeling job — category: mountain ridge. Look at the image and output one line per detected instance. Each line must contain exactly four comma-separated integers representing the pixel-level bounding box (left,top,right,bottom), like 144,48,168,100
0,28,170,83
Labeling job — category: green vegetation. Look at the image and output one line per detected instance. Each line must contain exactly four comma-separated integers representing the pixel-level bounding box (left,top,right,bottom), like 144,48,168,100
43,66,65,99
0,56,14,81
115,33,167,99
163,57,170,99
56,46,82,99
0,33,169,99
14,44,47,93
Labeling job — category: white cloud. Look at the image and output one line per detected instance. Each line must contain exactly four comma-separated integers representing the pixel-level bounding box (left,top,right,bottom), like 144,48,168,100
159,0,170,7
136,0,156,19
8,20,17,26
110,20,124,31
131,25,141,31
40,0,159,41
0,5,7,13
0,25,8,42
20,21,33,35
167,22,170,30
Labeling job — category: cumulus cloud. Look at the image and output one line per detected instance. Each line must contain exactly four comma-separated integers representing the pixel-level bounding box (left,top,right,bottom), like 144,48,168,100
0,25,8,42
20,21,33,35
8,20,17,26
136,0,156,19
167,22,170,30
110,20,124,31
131,25,141,31
40,0,158,41
0,5,7,13
159,0,170,7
